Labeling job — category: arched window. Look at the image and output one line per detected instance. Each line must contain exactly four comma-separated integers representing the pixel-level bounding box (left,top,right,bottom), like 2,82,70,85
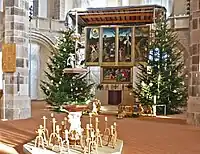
141,0,173,17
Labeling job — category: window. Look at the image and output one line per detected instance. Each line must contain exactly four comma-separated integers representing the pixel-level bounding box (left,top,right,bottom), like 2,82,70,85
141,0,173,17
38,0,47,18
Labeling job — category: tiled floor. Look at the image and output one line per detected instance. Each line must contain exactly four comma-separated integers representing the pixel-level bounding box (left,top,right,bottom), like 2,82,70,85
0,101,200,154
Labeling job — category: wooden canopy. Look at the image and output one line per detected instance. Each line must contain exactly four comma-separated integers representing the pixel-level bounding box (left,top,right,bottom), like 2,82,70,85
68,5,166,27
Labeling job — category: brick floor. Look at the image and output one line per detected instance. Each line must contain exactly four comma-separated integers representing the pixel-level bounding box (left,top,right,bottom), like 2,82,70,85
0,101,200,154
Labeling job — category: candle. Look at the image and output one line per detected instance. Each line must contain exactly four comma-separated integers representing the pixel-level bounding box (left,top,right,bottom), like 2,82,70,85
89,113,92,117
86,124,90,139
153,95,156,104
42,116,47,129
95,118,98,131
52,118,56,133
86,124,90,129
91,131,95,137
65,130,68,140
111,125,114,135
51,113,54,118
95,117,98,122
61,121,64,125
114,122,116,127
39,125,43,129
56,125,59,132
105,117,107,122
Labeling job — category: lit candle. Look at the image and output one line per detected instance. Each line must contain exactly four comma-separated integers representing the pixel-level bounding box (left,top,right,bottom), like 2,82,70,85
105,117,107,122
114,122,116,127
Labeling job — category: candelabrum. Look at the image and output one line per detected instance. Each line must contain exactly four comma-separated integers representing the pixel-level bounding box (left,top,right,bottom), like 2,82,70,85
103,116,110,146
33,113,118,153
34,126,45,149
41,116,49,143
95,117,103,147
108,122,117,148
103,117,117,148
83,124,98,154
61,129,70,153
49,118,63,149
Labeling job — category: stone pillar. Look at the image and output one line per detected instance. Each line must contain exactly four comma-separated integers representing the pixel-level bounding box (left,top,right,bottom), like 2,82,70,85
187,0,200,125
3,0,31,120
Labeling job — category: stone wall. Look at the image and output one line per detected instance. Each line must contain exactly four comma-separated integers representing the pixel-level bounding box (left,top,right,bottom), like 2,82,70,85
2,0,31,120
187,0,200,125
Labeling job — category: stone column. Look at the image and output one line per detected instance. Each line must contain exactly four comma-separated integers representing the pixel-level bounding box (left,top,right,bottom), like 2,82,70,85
3,0,31,120
187,0,200,125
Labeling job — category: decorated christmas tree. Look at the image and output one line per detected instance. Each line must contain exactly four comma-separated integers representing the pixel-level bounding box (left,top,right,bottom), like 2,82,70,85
133,18,188,114
40,28,94,110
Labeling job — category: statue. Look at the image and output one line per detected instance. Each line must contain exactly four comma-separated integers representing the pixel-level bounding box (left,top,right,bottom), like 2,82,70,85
67,53,76,68
92,102,98,115
68,112,82,137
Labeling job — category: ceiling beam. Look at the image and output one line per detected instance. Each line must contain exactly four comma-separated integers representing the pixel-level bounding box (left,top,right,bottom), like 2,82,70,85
80,12,153,19
86,19,153,25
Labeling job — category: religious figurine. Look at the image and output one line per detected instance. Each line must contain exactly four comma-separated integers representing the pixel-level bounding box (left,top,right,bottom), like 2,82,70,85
67,53,76,68
68,112,82,138
92,102,98,115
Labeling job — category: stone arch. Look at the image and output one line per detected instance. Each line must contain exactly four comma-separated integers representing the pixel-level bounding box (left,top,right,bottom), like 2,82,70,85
29,31,57,100
30,31,56,53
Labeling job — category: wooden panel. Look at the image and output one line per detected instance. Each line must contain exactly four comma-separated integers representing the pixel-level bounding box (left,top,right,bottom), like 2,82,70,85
80,13,153,19
2,43,16,73
108,90,122,105
87,19,153,25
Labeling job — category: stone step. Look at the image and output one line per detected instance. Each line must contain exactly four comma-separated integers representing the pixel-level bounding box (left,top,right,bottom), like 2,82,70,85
100,105,118,114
